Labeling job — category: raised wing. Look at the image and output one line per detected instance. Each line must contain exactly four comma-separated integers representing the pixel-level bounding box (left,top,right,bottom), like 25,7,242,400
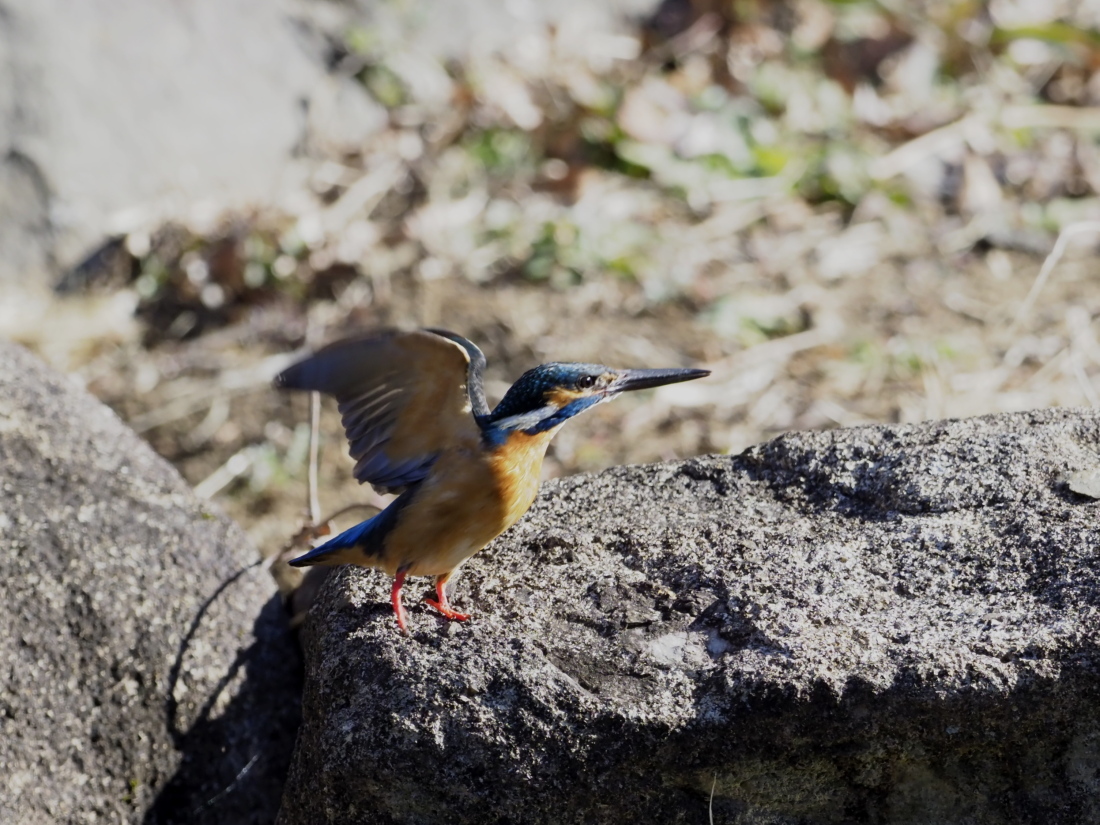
275,329,485,491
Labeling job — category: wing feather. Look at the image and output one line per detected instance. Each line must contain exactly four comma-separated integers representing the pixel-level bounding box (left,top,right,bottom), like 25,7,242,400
275,329,484,490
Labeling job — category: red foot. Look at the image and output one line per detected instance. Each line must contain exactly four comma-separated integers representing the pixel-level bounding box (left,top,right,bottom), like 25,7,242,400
424,580,470,622
424,598,470,621
391,570,410,635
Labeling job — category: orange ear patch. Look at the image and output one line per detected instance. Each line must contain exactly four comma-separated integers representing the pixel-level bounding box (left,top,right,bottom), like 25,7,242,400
545,373,615,407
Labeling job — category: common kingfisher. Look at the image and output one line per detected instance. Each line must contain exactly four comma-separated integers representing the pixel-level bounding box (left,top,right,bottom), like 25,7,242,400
276,328,708,634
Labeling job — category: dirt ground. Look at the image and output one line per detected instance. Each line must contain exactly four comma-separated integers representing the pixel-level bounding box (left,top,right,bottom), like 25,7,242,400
70,235,1099,581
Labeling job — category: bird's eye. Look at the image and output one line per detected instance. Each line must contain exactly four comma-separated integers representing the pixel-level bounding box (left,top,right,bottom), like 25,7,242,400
576,375,597,389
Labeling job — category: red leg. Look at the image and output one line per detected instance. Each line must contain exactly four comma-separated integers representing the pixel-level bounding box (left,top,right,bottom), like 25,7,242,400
391,569,410,635
424,577,470,622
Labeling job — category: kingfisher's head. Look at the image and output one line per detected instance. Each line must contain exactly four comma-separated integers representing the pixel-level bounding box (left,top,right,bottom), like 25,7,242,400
484,362,708,437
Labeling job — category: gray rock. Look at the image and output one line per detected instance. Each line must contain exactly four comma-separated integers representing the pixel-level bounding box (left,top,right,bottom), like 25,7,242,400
0,0,326,285
0,340,301,824
0,0,668,287
307,76,389,158
278,409,1100,825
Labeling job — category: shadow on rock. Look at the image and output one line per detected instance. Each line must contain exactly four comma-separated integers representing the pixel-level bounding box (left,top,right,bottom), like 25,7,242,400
145,580,302,825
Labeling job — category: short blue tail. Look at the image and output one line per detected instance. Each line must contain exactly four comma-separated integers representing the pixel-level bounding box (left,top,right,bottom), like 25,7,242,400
288,491,413,567
288,517,378,567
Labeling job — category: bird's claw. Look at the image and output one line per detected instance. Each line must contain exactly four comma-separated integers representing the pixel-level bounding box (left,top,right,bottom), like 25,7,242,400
423,598,470,622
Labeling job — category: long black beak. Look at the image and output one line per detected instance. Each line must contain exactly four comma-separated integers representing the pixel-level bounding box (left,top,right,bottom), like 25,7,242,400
610,367,710,393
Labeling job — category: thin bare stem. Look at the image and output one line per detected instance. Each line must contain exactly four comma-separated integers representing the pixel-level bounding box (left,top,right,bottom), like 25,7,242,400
304,314,326,527
1010,221,1100,337
308,390,322,525
318,502,380,527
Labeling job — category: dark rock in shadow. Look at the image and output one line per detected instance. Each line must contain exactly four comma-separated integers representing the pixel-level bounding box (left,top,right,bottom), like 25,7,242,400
0,340,301,823
144,594,301,825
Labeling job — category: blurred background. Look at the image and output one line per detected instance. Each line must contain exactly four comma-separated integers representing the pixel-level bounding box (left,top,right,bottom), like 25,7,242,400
2,0,1099,563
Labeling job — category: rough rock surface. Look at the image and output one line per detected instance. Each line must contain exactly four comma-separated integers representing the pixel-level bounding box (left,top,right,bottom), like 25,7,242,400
279,409,1100,825
0,340,301,824
0,0,326,284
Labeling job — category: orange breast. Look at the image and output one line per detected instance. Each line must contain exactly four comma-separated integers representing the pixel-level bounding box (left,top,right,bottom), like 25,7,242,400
373,428,557,578
487,429,557,527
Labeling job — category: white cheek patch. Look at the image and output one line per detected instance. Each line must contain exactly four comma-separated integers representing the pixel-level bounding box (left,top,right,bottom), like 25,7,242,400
494,405,557,431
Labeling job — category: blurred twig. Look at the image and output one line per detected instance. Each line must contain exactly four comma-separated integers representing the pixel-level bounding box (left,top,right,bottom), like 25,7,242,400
1001,105,1100,132
308,391,322,525
304,317,326,528
1010,221,1100,337
129,354,296,432
194,448,253,500
873,106,1100,184
1069,350,1100,408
